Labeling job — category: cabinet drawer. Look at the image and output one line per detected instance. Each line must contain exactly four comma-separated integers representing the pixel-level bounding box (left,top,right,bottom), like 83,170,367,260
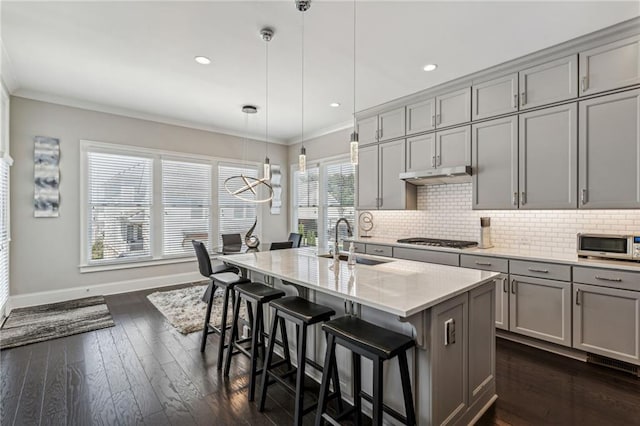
510,260,571,281
573,267,640,292
393,247,459,266
460,255,508,273
352,243,366,253
365,244,393,257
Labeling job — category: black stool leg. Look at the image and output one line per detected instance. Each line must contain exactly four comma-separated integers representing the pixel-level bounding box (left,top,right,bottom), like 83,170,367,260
248,301,262,401
315,333,336,426
372,357,384,426
352,352,362,426
294,323,308,426
330,347,344,414
224,290,242,377
200,282,216,353
216,286,231,370
258,311,280,412
398,351,416,426
279,317,292,370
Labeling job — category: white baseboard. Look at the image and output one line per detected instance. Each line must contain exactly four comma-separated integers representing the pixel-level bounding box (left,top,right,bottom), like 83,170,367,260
6,271,202,313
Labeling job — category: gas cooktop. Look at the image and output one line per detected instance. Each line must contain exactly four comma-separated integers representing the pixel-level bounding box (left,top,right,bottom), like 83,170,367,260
397,237,478,249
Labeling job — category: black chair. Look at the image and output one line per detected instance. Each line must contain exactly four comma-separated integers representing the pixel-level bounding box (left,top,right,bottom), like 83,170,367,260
269,241,294,251
258,296,341,426
315,316,416,426
221,233,242,253
288,233,302,248
192,240,250,369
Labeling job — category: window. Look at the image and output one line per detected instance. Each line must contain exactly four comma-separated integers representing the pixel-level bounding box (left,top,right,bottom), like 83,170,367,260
87,152,153,262
217,164,258,245
0,158,9,312
162,160,211,256
295,167,319,247
325,162,355,247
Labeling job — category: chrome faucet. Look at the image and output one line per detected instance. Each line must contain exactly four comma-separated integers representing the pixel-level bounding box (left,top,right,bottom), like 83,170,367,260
333,218,353,258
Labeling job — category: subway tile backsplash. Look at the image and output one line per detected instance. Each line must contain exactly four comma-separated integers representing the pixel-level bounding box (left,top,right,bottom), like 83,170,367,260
363,183,640,254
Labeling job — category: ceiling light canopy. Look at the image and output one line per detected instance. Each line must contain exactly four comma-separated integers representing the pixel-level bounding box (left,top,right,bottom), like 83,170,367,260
194,56,211,65
423,63,438,72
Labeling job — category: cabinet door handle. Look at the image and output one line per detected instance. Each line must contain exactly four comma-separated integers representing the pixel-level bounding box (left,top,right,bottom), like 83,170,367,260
379,128,383,139
432,155,436,168
528,267,549,273
512,192,518,206
436,114,441,125
521,192,526,205
511,279,516,294
595,276,622,282
521,91,526,106
503,278,508,293
373,249,384,253
513,93,518,109
431,115,436,126
436,155,441,166
475,261,492,266
581,188,588,205
581,76,588,93
575,289,581,305
444,318,455,346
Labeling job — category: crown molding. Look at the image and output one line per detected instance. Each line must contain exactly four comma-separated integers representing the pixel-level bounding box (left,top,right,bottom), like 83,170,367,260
12,88,290,145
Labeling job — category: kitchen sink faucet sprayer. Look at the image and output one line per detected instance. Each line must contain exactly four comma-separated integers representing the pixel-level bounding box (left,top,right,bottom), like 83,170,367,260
334,218,353,260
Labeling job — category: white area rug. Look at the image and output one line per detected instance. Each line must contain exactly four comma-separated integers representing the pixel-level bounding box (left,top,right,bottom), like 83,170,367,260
147,284,247,334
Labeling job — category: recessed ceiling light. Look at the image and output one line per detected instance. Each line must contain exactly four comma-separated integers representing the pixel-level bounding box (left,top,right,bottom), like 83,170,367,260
194,56,211,65
330,102,341,108
423,63,438,72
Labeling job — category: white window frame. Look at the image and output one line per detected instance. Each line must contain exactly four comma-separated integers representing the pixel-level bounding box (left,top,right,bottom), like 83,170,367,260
80,140,263,272
0,84,12,317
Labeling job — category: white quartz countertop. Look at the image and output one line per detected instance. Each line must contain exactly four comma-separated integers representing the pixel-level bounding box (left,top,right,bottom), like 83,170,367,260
220,249,499,318
347,237,640,272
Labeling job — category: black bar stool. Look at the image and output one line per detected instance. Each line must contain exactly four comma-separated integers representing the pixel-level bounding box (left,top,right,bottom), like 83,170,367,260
315,316,417,426
258,296,342,426
224,282,286,401
191,240,250,370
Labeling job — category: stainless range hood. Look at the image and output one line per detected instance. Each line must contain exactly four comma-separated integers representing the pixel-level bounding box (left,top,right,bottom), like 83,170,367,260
399,166,472,186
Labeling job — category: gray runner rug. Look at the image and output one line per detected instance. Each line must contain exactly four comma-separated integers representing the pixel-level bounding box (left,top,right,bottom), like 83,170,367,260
0,296,115,350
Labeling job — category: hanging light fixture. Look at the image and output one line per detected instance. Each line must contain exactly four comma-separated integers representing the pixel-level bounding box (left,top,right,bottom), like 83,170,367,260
297,0,310,173
350,0,359,165
261,28,273,181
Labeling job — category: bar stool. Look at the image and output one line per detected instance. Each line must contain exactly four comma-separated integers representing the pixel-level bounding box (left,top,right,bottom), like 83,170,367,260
258,296,342,426
191,240,250,370
224,282,286,401
315,316,416,426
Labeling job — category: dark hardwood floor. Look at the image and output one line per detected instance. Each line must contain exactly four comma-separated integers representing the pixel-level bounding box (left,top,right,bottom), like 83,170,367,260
1,284,639,425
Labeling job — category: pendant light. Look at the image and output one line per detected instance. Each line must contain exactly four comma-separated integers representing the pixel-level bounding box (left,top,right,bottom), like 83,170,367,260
350,0,359,165
297,0,310,173
261,27,273,181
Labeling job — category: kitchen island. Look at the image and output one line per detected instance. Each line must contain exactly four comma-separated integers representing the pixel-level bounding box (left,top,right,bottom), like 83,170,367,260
221,248,500,425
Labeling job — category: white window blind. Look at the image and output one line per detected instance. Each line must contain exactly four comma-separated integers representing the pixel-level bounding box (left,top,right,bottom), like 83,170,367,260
162,159,211,257
295,167,319,247
88,152,153,263
218,164,258,245
325,162,356,249
0,159,8,310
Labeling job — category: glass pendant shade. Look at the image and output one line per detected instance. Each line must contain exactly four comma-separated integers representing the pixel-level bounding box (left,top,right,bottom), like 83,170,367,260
298,146,306,173
350,132,359,165
263,157,271,180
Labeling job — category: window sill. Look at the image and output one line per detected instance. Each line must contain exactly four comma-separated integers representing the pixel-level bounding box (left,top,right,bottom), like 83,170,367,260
79,256,196,273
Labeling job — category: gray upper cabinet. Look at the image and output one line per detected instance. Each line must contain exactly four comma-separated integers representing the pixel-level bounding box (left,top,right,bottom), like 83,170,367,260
472,116,518,210
579,35,640,96
379,139,410,210
406,133,436,172
519,55,578,109
519,103,577,209
579,89,640,208
356,144,379,210
406,98,436,135
378,107,406,141
472,73,518,120
509,275,572,347
436,125,471,168
573,283,640,365
357,116,379,146
436,87,471,128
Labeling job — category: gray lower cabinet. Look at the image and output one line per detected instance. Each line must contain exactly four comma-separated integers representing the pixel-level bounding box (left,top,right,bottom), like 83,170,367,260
393,247,459,266
472,73,519,120
468,283,496,407
519,103,577,209
436,87,471,128
436,125,471,168
460,255,509,330
406,98,436,135
406,133,436,172
579,35,640,96
509,275,572,347
356,144,379,209
431,292,468,426
519,54,578,109
573,283,640,365
493,276,509,331
472,116,518,210
578,89,640,208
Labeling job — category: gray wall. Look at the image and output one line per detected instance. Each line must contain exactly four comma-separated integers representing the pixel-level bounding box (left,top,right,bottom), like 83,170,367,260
10,97,288,296
288,128,352,165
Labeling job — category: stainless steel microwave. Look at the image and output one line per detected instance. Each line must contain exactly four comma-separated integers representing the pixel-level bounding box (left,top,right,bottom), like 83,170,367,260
577,233,640,261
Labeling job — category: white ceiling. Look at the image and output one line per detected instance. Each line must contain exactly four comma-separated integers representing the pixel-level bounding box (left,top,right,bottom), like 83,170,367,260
2,1,639,144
